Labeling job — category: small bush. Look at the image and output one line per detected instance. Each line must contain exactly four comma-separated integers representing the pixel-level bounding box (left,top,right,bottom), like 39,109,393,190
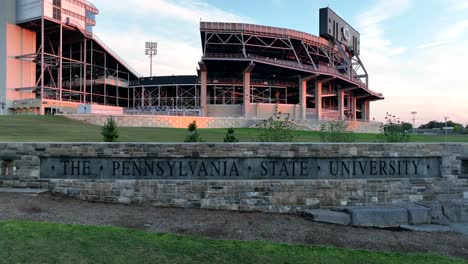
257,111,296,142
184,121,204,142
378,113,410,142
319,120,356,142
101,117,119,142
223,128,239,143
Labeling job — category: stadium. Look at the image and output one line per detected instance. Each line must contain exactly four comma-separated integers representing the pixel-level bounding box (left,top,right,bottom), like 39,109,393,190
0,0,384,131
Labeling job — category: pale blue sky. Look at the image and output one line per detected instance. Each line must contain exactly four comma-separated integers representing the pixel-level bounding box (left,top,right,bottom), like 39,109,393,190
93,0,468,125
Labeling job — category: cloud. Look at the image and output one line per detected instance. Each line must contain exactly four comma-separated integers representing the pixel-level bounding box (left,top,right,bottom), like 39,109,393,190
356,0,468,124
93,0,252,76
416,40,452,49
449,0,468,11
441,20,468,39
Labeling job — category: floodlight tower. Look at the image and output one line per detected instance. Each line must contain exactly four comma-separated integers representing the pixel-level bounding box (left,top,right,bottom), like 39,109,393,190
411,111,417,128
145,42,158,76
444,116,449,142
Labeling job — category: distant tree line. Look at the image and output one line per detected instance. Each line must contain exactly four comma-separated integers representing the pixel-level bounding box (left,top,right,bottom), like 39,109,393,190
418,120,466,133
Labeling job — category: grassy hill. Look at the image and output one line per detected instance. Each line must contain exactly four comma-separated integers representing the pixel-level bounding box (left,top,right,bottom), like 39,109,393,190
0,221,463,264
0,115,467,142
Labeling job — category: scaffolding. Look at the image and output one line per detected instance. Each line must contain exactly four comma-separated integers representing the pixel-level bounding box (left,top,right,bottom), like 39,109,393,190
11,0,138,114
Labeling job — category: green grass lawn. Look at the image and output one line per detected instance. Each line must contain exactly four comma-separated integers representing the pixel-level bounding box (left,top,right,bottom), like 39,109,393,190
0,221,464,264
0,115,467,142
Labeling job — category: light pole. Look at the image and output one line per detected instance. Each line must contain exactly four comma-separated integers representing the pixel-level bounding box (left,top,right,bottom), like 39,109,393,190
411,111,417,129
444,116,449,142
145,42,158,77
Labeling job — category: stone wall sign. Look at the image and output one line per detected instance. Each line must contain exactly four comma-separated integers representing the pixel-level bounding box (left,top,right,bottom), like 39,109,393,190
40,157,441,180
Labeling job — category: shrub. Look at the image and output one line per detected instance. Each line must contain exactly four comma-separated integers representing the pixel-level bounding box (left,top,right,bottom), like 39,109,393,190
319,120,356,142
223,128,239,143
101,116,119,142
257,111,296,142
184,121,204,142
378,113,410,142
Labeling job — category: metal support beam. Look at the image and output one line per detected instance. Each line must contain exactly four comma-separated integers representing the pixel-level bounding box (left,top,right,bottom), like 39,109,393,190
299,79,307,120
243,71,252,118
352,96,357,121
40,0,45,114
302,42,317,70
200,70,207,116
338,90,345,121
315,81,322,120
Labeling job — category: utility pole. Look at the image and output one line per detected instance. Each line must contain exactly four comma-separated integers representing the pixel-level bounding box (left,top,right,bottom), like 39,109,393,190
411,111,417,129
444,116,449,143
145,42,158,76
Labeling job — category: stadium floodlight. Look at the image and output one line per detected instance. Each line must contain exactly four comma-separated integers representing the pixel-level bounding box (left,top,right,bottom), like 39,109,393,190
411,111,417,128
444,116,449,142
145,42,158,76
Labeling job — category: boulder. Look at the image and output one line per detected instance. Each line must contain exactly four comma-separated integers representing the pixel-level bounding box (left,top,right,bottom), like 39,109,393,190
303,209,351,225
344,206,408,227
440,200,468,223
399,203,431,225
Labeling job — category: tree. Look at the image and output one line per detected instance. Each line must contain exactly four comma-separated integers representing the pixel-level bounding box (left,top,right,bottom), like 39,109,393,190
319,120,356,142
223,128,239,142
401,122,412,132
184,121,204,142
101,116,119,142
453,124,463,133
257,111,296,142
419,120,463,129
378,113,410,142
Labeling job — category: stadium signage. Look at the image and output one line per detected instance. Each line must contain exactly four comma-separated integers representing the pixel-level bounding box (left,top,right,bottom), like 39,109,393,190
40,157,441,180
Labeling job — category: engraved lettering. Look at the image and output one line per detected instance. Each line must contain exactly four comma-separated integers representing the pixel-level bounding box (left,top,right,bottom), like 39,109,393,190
329,161,338,176
370,161,377,175
341,161,350,176
379,161,387,175
211,161,220,176
229,162,239,176
112,161,120,176
166,161,175,176
179,161,188,176
61,160,70,176
132,161,142,176
389,160,396,175
83,161,91,176
122,161,130,176
156,161,164,176
300,161,308,176
260,161,268,176
358,161,368,175
279,162,289,177
199,162,207,177
412,160,421,175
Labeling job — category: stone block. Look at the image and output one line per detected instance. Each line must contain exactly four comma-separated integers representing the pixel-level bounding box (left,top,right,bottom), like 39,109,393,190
345,206,408,227
440,200,468,223
303,198,320,207
408,195,423,202
399,204,431,225
304,209,351,225
416,201,452,225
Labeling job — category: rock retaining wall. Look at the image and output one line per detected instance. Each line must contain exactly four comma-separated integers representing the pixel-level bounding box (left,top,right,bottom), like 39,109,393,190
64,114,382,133
1,143,467,214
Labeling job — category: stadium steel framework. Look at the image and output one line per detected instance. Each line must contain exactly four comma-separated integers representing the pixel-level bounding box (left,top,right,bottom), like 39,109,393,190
130,17,383,121
1,0,139,115
1,2,383,122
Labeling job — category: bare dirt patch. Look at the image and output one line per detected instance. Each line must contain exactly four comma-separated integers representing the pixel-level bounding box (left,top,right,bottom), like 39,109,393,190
0,192,467,259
